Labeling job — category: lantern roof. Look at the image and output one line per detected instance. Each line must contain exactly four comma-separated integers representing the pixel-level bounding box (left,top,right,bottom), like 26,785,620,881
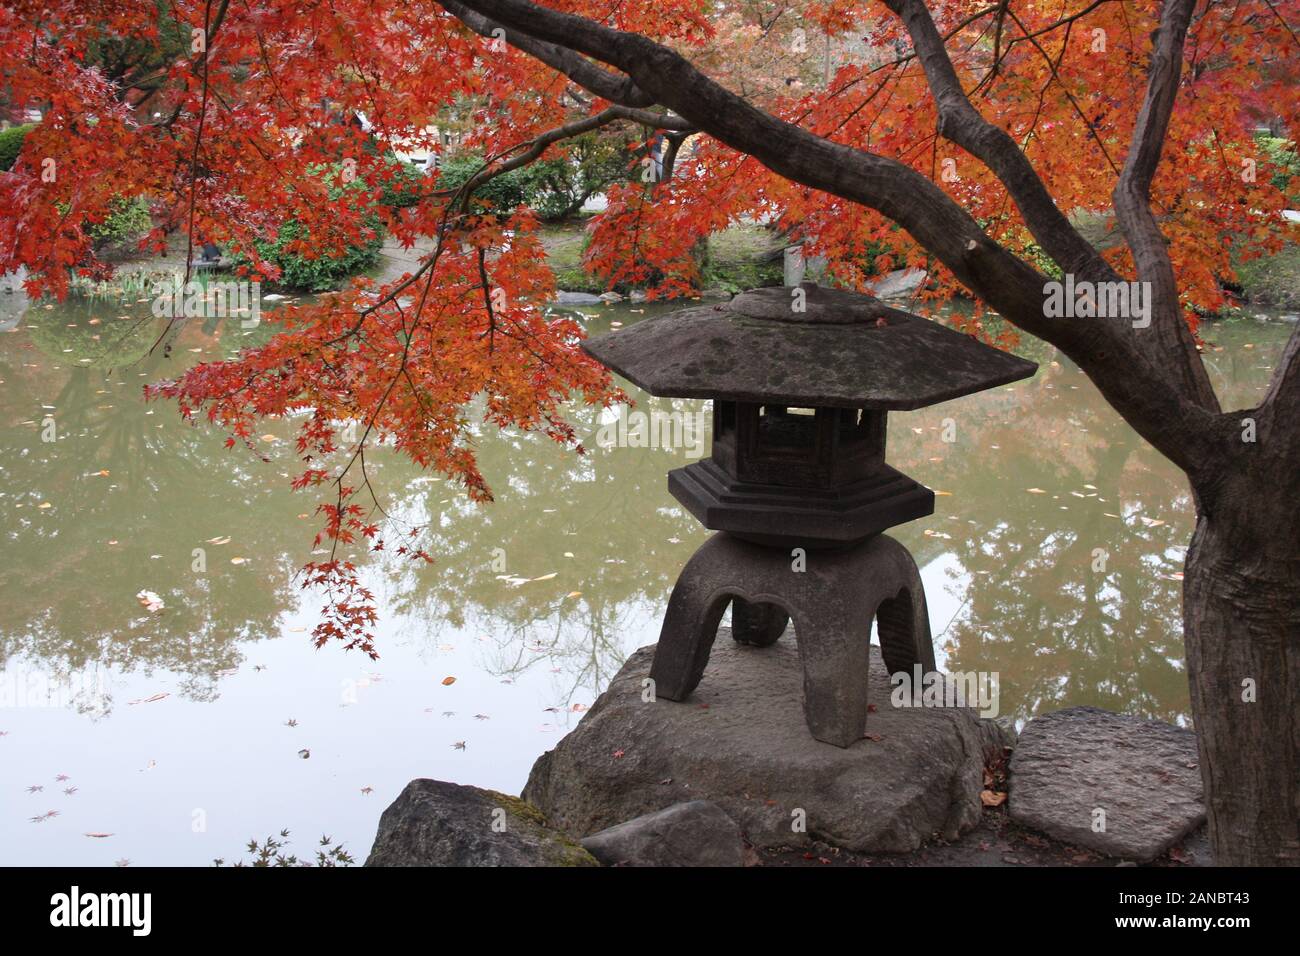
581,284,1037,411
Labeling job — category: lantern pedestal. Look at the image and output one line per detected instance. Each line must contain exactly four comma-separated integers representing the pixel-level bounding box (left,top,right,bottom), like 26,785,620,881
649,531,937,748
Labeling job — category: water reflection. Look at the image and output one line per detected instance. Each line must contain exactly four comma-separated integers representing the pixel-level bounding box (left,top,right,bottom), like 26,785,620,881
0,287,1291,862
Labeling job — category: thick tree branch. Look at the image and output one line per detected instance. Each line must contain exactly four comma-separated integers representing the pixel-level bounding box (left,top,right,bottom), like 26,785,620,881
439,0,653,107
883,0,1107,280
1113,0,1220,412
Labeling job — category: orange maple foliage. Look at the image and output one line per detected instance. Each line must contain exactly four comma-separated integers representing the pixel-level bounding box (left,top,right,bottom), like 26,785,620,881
1,0,1295,653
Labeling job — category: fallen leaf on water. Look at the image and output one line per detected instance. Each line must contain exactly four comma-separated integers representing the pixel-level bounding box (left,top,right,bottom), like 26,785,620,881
933,490,952,496
440,676,456,686
128,693,169,705
37,502,52,509
1026,488,1046,494
229,557,246,564
135,590,165,612
1139,517,1166,528
260,434,279,443
566,591,582,598
206,535,231,545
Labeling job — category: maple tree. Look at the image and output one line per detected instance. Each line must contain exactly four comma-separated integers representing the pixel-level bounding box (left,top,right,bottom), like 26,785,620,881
1,0,1298,864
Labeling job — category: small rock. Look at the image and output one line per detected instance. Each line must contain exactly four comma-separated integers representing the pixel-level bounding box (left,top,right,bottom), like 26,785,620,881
365,779,597,867
553,291,604,305
598,291,623,303
1009,706,1204,861
581,801,744,867
868,267,927,299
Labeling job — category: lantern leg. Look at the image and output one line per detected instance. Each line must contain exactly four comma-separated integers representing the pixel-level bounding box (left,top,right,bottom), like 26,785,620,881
649,532,937,748
647,536,735,701
730,597,790,646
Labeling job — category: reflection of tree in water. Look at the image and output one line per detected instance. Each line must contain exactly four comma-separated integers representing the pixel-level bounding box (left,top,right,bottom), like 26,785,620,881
0,307,308,711
888,327,1286,726
377,395,707,700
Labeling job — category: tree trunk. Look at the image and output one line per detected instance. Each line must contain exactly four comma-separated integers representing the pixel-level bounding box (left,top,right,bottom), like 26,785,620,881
1184,466,1300,865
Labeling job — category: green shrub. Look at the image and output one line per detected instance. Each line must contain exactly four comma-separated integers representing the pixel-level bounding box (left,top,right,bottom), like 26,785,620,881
229,161,386,292
435,152,538,215
238,218,383,292
1256,135,1299,206
374,155,428,210
85,195,152,248
0,123,34,171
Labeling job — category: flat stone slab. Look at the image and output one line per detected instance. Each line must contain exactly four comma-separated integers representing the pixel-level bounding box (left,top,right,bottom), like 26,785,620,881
581,800,745,867
524,634,1006,853
365,779,597,867
1009,706,1204,861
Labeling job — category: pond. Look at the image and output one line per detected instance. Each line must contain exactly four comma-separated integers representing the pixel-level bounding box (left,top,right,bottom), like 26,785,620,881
0,283,1292,865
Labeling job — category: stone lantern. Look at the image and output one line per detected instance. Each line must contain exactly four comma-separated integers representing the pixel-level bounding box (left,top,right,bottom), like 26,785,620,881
582,283,1036,747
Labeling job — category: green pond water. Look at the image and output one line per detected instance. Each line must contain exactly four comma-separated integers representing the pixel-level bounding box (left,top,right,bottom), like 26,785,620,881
0,280,1292,865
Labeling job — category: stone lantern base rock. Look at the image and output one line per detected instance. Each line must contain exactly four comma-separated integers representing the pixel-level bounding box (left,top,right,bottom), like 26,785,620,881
523,633,1008,854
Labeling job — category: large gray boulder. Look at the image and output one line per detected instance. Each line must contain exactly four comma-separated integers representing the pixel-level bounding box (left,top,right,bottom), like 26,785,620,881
581,800,745,867
365,779,597,867
1009,706,1204,861
524,634,1006,853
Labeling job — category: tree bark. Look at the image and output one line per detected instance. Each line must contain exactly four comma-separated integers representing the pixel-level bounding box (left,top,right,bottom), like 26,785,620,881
1184,462,1300,864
